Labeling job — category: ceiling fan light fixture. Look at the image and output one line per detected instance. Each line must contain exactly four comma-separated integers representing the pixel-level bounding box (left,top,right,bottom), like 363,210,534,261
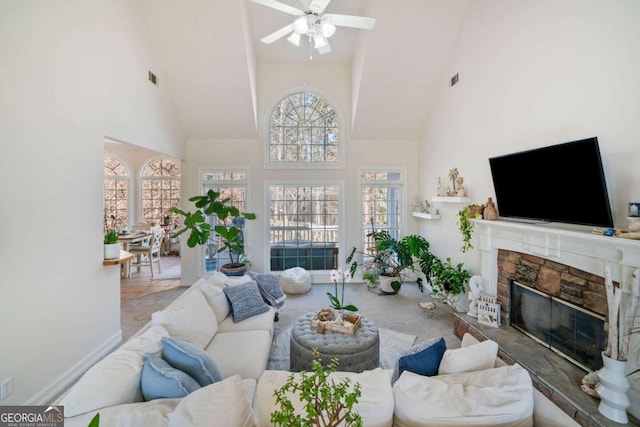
287,32,301,46
321,18,335,38
313,35,327,49
293,16,308,34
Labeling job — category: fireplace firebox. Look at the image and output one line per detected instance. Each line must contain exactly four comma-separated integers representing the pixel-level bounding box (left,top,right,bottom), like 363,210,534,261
510,280,606,372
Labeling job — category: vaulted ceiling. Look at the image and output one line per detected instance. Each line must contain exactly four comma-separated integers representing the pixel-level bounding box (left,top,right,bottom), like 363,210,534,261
137,0,469,140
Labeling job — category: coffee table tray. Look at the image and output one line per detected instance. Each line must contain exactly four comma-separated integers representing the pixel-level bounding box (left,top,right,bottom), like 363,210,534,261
311,311,361,335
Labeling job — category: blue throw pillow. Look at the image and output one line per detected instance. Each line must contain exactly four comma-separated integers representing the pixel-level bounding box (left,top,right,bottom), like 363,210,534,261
140,354,201,401
162,337,222,387
223,281,270,323
398,336,447,379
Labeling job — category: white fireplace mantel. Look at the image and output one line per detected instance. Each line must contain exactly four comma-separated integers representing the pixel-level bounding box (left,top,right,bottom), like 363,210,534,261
474,219,640,296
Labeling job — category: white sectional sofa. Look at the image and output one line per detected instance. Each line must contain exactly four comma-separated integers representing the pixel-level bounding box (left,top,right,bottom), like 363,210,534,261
57,273,580,427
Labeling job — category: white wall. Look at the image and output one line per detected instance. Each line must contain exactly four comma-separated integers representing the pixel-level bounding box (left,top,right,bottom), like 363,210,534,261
0,1,184,404
180,63,420,284
418,0,640,274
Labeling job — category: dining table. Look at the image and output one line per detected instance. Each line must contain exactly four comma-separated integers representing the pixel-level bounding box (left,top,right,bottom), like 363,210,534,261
117,231,152,278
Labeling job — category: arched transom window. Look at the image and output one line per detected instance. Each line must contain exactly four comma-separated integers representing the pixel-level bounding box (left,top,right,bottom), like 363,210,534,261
104,156,129,232
140,158,181,227
269,91,340,165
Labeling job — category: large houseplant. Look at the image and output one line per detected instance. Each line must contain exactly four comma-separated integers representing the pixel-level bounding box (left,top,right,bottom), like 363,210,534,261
369,230,431,294
170,190,256,275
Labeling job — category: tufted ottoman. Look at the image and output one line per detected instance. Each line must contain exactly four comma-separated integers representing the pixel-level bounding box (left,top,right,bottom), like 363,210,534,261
290,312,379,373
279,267,312,294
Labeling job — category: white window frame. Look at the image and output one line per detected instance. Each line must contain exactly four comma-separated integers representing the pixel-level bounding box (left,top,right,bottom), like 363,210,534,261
103,155,130,231
264,180,345,282
139,157,181,226
357,167,407,255
199,167,251,276
263,87,346,170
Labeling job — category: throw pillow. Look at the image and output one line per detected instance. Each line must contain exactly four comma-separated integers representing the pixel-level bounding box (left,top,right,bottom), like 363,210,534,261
151,289,217,348
162,337,223,387
438,338,499,375
391,336,444,383
141,354,201,401
168,375,255,427
223,281,270,323
398,336,446,379
200,283,231,323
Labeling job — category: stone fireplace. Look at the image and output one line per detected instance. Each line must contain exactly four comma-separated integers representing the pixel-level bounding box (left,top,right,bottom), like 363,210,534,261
458,219,640,425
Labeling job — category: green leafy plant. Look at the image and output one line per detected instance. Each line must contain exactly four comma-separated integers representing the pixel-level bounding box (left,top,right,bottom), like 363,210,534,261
170,190,256,269
87,413,99,427
103,229,118,244
327,247,358,312
429,257,471,296
457,204,482,253
271,350,362,427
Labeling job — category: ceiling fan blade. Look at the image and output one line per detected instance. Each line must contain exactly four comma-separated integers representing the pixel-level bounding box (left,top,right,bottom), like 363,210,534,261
260,23,296,44
309,0,332,14
317,40,332,55
249,0,304,16
325,13,376,30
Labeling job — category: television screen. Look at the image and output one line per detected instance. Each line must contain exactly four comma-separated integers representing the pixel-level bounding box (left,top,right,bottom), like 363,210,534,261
488,137,614,227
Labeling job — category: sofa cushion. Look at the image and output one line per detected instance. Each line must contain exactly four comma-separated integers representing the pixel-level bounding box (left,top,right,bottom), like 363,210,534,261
392,365,534,427
256,368,393,427
120,325,170,355
162,337,222,387
200,283,231,323
151,288,217,349
63,397,180,427
168,375,256,427
398,336,446,380
438,338,498,375
206,330,272,380
217,305,275,336
223,281,270,323
141,354,201,401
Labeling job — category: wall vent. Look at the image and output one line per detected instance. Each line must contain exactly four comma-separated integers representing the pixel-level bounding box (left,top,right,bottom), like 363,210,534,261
450,73,459,87
148,71,157,85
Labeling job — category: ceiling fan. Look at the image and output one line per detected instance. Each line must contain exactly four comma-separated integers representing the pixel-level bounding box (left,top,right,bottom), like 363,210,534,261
250,0,376,55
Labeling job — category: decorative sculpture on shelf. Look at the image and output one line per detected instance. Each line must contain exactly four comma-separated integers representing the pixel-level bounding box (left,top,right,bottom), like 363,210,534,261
467,275,485,317
436,168,467,197
437,177,449,197
455,176,465,197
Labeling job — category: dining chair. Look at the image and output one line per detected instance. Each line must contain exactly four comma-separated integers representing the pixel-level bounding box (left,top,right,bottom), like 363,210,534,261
129,226,163,277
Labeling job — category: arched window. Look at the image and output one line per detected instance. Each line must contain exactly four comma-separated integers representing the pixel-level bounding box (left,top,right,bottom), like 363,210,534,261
140,158,181,227
268,91,342,166
104,156,129,232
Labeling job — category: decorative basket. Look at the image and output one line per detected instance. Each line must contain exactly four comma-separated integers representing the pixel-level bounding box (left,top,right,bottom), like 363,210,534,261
311,311,362,335
477,294,501,328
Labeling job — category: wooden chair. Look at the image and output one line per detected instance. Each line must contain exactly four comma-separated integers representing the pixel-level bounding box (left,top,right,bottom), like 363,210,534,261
129,227,163,277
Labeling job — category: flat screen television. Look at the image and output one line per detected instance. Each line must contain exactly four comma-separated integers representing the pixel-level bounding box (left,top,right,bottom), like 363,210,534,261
488,137,614,227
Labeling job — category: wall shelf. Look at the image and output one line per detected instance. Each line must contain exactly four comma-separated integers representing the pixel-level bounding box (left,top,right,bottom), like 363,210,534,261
412,211,441,220
431,196,471,203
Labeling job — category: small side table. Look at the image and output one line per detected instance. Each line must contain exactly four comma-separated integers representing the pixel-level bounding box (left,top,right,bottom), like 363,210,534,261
290,312,379,372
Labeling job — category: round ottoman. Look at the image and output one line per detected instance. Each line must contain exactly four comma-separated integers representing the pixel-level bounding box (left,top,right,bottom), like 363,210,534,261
280,267,311,294
290,312,379,373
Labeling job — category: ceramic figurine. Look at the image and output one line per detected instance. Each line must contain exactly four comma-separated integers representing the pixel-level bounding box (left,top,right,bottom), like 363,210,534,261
437,177,448,197
467,275,485,317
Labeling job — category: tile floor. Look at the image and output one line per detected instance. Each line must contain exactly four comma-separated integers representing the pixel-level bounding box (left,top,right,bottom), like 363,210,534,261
120,255,182,300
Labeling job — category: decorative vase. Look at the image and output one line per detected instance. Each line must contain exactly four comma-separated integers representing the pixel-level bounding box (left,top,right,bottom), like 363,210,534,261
483,197,498,220
596,351,630,424
378,275,398,294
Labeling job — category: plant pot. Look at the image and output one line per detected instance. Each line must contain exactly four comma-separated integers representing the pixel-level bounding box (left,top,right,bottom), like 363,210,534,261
104,243,120,260
596,351,631,424
219,262,247,277
379,275,399,294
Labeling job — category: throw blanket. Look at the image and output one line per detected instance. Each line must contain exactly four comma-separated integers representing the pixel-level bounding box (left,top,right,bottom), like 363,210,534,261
248,272,286,320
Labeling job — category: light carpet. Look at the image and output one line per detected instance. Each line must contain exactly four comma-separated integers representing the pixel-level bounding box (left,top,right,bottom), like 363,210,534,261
267,327,416,371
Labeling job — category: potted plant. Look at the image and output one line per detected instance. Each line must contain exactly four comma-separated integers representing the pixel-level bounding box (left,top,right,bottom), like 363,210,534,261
457,204,483,253
103,229,120,260
270,350,362,427
427,257,471,309
369,231,432,294
170,190,256,276
326,247,358,312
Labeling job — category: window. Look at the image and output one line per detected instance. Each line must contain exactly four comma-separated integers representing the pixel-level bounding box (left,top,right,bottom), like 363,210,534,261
360,170,405,252
201,170,248,274
268,184,340,271
104,156,129,232
267,91,342,167
140,158,181,227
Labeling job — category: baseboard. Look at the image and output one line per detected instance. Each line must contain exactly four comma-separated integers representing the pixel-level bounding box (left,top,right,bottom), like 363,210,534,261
25,330,123,405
